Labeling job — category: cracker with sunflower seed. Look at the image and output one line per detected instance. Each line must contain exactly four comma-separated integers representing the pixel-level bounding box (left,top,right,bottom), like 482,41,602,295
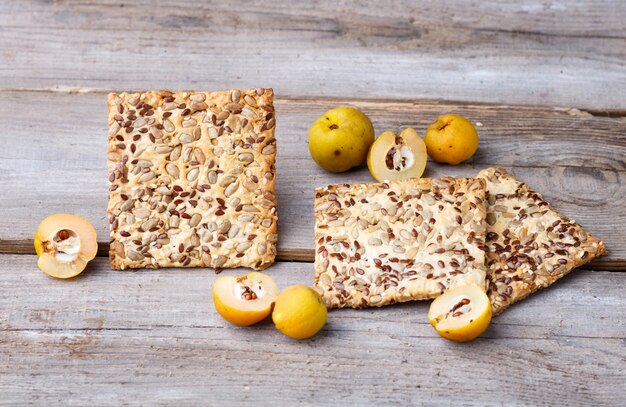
106,89,277,271
314,177,488,309
477,167,606,315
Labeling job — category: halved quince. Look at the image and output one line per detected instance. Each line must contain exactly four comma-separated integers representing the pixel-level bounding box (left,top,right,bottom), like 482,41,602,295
34,213,98,278
428,284,492,342
212,272,280,326
367,128,427,182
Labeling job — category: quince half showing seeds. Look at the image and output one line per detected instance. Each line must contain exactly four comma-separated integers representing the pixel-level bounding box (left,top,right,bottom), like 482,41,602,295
367,127,427,182
34,214,98,279
428,284,492,343
212,272,280,326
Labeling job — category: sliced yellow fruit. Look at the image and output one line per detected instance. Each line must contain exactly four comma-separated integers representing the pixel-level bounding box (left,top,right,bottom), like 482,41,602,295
428,284,492,342
272,285,327,339
367,128,427,182
34,214,98,279
212,272,280,326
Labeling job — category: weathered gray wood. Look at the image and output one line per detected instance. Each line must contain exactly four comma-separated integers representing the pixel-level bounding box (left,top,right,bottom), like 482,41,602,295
1,1,624,405
0,1,625,109
0,255,624,406
0,91,623,268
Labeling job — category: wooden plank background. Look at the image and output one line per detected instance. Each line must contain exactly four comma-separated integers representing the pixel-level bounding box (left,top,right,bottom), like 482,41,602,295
0,0,625,110
0,0,624,405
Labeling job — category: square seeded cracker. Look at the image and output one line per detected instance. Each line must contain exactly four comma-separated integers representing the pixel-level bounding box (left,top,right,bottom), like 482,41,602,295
477,168,606,315
106,89,278,270
314,177,488,309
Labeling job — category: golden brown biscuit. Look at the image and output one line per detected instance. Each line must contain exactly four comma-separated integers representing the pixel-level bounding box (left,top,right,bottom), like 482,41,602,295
314,177,488,308
106,89,277,270
477,168,606,315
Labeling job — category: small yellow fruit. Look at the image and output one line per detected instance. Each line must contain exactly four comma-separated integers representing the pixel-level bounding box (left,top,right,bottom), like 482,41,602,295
367,128,428,182
212,272,280,326
428,284,492,342
34,214,98,279
272,285,327,339
424,114,479,165
308,107,375,173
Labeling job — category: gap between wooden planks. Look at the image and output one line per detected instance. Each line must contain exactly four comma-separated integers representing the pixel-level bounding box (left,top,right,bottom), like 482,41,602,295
1,255,624,406
2,243,626,272
0,91,624,269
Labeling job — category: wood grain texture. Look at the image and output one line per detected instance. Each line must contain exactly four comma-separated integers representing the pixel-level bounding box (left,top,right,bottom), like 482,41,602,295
0,0,625,109
0,255,624,406
0,91,623,268
1,1,624,405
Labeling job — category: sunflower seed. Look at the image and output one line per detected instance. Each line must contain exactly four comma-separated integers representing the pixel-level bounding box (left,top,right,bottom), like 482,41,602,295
156,186,172,195
258,199,274,208
218,220,231,234
114,242,125,257
238,214,254,222
189,213,202,227
257,242,267,255
190,93,206,102
136,159,153,168
244,95,257,107
186,168,199,182
133,207,151,219
139,172,155,182
214,255,227,268
236,241,253,253
155,145,173,154
127,250,145,261
109,122,121,136
231,90,240,102
224,182,239,197
166,163,180,178
219,175,237,188
238,153,254,164
120,199,134,212
163,119,175,132
189,233,200,247
141,218,158,231
134,117,148,128
193,148,206,164
191,101,207,111
225,102,241,112
169,215,180,228
180,133,194,143
228,224,240,238
208,171,218,184
241,108,256,118
262,144,275,155
243,205,259,213
368,237,382,246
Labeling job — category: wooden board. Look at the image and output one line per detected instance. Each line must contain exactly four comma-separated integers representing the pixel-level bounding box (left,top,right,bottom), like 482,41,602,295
0,1,625,110
0,91,623,268
1,255,624,406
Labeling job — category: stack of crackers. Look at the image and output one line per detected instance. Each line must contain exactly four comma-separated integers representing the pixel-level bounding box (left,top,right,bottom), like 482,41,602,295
314,168,606,315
